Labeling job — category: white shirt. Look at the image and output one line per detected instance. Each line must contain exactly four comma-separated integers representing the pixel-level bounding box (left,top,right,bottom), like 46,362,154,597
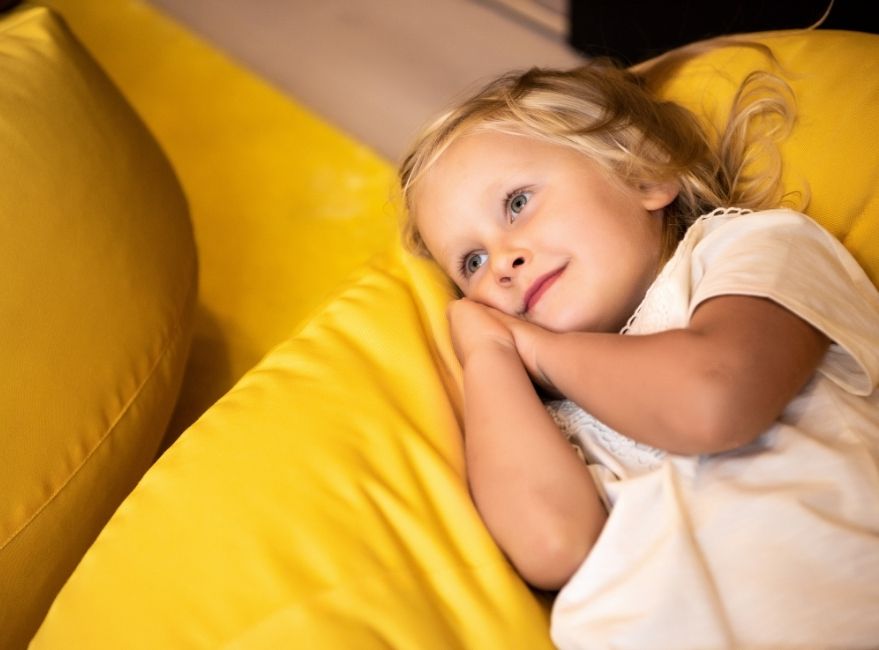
548,208,879,650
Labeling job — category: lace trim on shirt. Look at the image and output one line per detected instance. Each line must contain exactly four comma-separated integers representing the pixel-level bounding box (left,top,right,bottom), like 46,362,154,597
547,400,666,472
620,207,753,335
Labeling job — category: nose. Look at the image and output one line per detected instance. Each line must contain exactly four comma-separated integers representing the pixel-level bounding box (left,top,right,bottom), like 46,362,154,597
493,248,529,285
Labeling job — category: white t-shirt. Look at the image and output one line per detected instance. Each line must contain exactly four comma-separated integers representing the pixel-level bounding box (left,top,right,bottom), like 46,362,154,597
547,208,879,650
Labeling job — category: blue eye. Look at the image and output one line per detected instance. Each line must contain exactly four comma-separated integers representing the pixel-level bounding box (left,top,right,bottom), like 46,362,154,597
507,191,531,219
460,251,488,277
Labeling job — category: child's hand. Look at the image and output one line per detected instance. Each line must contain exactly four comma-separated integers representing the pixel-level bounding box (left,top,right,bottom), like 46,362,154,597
489,311,560,396
449,301,561,397
447,298,516,365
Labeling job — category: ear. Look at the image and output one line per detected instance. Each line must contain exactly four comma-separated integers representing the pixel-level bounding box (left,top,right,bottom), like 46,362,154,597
639,180,679,211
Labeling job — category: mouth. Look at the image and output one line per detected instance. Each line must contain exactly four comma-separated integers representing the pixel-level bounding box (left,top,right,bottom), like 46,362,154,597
523,265,566,314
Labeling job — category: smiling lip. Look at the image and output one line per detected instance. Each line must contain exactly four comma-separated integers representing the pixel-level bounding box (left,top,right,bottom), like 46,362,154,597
523,266,566,313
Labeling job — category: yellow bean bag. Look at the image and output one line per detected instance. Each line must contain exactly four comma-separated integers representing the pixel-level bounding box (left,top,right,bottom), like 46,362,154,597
30,9,879,650
29,0,399,448
0,3,196,648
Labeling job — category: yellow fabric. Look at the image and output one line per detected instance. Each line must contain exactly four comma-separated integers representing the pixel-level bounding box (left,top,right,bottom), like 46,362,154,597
0,4,196,648
35,251,554,649
37,0,399,445
656,29,879,283
30,14,879,650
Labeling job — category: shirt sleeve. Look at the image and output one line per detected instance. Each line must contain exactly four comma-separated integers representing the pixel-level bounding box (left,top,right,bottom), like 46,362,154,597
688,209,879,396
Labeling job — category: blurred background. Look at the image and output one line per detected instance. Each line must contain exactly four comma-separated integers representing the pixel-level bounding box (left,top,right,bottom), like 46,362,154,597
143,0,872,164
146,0,584,162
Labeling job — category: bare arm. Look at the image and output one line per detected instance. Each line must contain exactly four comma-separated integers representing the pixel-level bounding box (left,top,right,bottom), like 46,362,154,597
506,295,830,455
449,299,606,590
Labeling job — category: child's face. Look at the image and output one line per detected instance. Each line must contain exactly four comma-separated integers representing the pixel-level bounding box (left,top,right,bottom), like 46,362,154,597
415,130,675,333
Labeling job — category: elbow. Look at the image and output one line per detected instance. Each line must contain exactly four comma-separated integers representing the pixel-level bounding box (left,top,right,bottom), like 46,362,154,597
509,517,604,591
690,414,755,456
673,369,764,455
514,536,585,591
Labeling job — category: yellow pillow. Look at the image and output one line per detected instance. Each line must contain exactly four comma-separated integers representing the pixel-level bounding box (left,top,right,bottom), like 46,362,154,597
33,28,879,650
655,28,879,283
0,4,196,648
37,0,399,445
34,250,554,649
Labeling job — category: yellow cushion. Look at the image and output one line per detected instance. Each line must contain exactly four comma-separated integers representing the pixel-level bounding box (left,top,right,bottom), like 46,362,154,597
32,27,879,650
0,4,196,648
37,0,399,445
656,29,879,283
35,251,554,649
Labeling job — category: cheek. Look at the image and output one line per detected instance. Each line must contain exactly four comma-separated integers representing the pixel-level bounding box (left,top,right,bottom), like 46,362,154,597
464,279,519,315
456,278,482,303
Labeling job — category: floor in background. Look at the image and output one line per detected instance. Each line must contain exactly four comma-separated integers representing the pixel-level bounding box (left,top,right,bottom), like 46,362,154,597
145,0,585,162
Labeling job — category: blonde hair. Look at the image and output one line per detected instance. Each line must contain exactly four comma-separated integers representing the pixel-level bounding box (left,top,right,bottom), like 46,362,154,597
398,38,797,262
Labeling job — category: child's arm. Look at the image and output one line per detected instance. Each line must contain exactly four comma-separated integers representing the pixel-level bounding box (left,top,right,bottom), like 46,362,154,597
448,299,606,590
503,295,829,455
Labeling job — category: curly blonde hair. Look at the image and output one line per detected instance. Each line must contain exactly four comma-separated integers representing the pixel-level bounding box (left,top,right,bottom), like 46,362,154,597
398,38,797,263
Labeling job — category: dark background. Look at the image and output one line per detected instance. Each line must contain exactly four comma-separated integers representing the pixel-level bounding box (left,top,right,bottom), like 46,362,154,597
568,1,879,64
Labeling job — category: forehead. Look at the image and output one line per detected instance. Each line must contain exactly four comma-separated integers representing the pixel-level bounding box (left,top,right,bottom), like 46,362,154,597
414,130,569,213
428,129,560,179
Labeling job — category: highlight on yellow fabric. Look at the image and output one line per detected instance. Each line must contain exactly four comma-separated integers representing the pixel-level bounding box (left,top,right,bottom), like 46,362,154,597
0,4,196,648
655,29,879,283
39,0,400,443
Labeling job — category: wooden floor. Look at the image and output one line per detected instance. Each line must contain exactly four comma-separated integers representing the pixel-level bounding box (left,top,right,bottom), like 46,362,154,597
145,0,585,162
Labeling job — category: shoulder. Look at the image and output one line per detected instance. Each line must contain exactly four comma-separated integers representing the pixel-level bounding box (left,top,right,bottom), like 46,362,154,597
624,208,829,335
690,207,873,291
695,207,828,249
671,207,821,272
686,207,879,396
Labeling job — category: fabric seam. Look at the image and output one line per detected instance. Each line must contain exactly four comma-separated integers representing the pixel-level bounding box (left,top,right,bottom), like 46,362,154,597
0,269,197,552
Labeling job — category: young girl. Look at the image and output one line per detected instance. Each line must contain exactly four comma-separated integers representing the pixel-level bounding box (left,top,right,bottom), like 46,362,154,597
398,48,879,648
